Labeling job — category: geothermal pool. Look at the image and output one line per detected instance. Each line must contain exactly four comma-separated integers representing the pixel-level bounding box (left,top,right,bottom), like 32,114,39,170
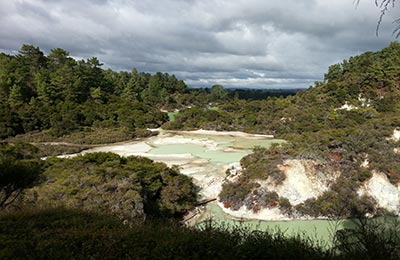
67,129,349,244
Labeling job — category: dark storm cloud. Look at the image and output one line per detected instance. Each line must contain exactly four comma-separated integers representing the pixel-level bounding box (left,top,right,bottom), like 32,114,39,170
0,0,398,88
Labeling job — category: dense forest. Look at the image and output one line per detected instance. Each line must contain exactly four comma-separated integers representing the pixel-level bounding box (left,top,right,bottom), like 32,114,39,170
0,45,178,139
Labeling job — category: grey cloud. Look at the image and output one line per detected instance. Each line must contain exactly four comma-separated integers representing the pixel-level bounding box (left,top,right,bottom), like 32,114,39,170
0,0,398,88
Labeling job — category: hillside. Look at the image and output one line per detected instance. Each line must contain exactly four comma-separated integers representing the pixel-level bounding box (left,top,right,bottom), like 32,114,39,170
0,45,214,142
217,42,400,218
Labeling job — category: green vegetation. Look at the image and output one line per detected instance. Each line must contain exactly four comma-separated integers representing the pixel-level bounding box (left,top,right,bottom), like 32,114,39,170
0,44,305,142
295,177,378,218
8,127,156,145
0,44,202,140
0,143,43,209
0,208,399,260
220,146,288,212
230,88,300,100
163,106,235,131
0,208,327,260
333,217,400,259
0,142,196,221
20,152,196,221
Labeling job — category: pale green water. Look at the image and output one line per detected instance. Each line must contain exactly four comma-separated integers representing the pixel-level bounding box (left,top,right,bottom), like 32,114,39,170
199,203,349,246
148,134,285,164
167,112,179,121
149,143,248,163
149,143,205,155
207,105,219,111
148,131,285,163
200,204,399,247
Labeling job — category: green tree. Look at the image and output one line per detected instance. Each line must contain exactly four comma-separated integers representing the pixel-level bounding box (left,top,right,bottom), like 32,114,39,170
18,45,46,70
48,48,70,68
7,84,24,108
141,72,165,104
16,45,47,96
210,84,228,101
122,74,139,102
0,102,20,138
0,53,14,100
0,144,43,209
49,58,78,102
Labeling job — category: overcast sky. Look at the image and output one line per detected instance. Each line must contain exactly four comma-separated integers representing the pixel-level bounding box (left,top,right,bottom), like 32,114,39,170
0,0,398,89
